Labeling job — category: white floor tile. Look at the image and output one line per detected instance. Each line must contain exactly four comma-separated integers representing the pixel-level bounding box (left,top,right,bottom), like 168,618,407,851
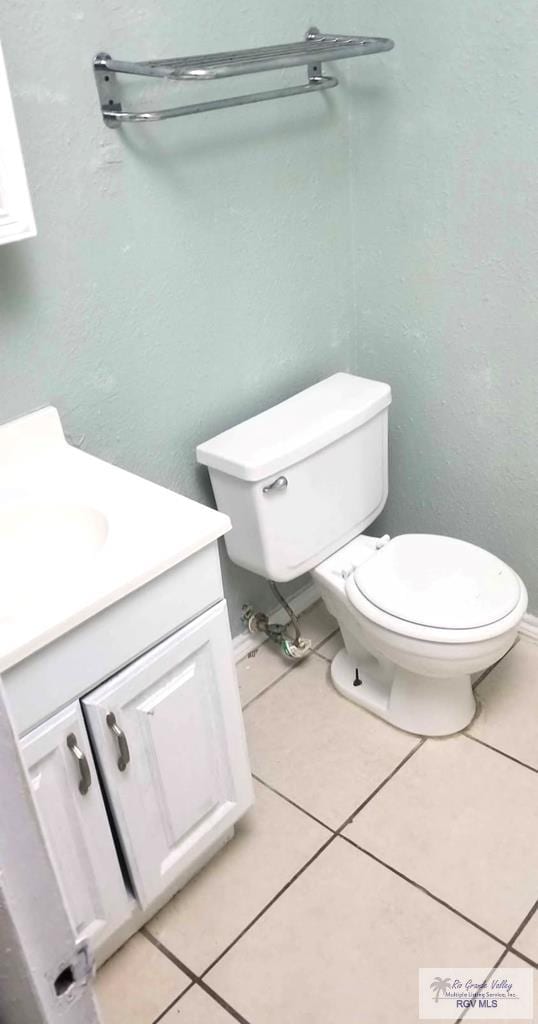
245,653,417,828
95,934,190,1024
345,735,538,941
315,630,343,661
236,641,292,707
206,838,501,1024
469,639,538,769
147,779,329,973
159,985,236,1022
515,908,538,965
487,953,537,1024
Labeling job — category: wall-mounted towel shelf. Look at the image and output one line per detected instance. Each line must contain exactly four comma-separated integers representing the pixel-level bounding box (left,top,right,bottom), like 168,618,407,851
93,27,394,128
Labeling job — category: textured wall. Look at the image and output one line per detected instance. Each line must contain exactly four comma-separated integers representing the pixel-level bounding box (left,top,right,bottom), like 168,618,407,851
1,1,537,631
342,0,538,610
0,2,356,632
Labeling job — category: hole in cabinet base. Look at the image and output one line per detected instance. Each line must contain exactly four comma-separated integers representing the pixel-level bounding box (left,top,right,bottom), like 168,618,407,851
54,966,75,997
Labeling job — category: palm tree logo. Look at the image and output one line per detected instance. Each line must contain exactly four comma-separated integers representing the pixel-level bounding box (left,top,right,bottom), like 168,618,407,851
430,977,451,1003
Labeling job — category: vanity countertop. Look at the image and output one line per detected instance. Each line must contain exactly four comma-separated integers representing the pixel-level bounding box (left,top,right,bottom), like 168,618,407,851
0,408,230,672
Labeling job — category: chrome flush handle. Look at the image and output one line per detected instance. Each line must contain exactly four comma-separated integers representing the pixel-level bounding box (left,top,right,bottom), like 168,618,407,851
66,733,92,795
262,475,288,494
106,712,130,772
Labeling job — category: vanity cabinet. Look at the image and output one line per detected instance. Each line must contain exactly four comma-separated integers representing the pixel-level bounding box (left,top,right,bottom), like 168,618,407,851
20,703,133,949
82,602,252,908
7,555,253,965
0,408,252,966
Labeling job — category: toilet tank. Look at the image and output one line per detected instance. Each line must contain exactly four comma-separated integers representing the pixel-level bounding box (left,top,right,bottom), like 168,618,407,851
196,373,391,582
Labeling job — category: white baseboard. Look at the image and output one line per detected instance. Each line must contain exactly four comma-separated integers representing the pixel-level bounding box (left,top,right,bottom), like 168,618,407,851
232,582,320,662
519,613,538,643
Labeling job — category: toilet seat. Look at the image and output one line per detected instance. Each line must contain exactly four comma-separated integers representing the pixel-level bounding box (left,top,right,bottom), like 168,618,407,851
346,534,526,644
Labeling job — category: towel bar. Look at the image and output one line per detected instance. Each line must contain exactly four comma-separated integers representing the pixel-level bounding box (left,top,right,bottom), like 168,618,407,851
93,27,394,128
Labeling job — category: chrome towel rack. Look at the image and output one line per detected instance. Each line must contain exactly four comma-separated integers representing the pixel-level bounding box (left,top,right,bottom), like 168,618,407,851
93,27,394,128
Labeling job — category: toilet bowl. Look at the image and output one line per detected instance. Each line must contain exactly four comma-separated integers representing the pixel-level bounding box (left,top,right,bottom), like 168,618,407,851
196,372,528,737
313,533,527,735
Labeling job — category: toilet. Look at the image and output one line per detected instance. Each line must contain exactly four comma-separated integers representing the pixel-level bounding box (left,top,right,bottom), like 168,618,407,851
197,373,527,736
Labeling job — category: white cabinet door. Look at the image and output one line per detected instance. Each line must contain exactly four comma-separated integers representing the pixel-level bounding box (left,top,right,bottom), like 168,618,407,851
0,42,36,244
82,601,253,908
21,703,133,951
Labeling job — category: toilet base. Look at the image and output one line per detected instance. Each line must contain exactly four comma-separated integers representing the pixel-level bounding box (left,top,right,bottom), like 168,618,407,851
330,647,476,737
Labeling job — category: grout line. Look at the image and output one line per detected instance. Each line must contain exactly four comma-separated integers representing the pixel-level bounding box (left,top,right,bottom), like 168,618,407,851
198,832,338,978
310,650,333,665
312,627,341,660
504,899,538,953
252,774,335,832
472,660,500,691
143,929,198,980
472,638,520,691
472,668,493,691
464,733,538,774
454,948,512,1023
143,931,252,1023
255,735,426,838
311,647,333,660
195,979,253,1024
151,980,195,1024
492,949,512,968
341,835,509,948
503,947,538,968
335,738,426,831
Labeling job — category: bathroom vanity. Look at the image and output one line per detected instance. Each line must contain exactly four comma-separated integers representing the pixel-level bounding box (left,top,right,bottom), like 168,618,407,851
0,409,253,964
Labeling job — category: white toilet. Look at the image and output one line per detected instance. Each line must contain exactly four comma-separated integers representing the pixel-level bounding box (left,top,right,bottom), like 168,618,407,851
197,373,527,736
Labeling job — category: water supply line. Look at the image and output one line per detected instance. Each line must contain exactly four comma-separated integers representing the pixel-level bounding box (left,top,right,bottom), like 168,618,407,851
241,582,312,660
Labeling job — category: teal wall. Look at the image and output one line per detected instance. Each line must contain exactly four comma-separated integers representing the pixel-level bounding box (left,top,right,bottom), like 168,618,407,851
0,3,357,632
1,2,536,628
344,0,538,611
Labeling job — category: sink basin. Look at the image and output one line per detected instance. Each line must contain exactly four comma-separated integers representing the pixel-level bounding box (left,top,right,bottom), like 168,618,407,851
0,406,230,671
0,499,109,620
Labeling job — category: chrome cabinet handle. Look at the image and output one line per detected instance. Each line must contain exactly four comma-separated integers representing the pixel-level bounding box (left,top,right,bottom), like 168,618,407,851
262,475,288,494
106,712,130,772
66,733,92,795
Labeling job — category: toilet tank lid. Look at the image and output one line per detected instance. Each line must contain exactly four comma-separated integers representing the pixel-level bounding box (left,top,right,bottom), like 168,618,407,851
196,373,391,482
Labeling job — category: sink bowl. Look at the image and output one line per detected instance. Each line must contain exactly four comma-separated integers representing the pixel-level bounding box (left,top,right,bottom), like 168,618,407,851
0,499,109,620
0,406,231,670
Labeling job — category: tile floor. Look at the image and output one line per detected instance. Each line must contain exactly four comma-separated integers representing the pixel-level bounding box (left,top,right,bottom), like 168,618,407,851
96,602,538,1024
